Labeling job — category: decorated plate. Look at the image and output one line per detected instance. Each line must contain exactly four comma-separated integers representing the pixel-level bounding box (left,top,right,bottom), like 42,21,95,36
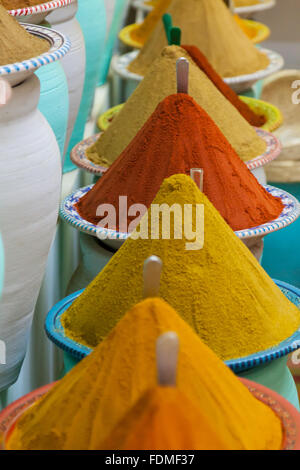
70,134,109,176
8,0,75,24
1,376,299,450
111,48,284,94
45,282,300,377
0,24,71,87
70,127,281,176
60,184,299,248
119,20,270,49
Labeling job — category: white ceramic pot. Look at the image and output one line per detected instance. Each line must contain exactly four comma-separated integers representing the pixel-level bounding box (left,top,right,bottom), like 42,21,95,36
0,75,61,392
47,0,86,162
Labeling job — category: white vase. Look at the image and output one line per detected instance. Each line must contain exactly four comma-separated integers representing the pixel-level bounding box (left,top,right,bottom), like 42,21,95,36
0,75,61,392
47,0,86,162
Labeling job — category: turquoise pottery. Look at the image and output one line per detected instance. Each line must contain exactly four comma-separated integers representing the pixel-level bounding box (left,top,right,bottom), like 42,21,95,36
98,0,129,87
63,0,107,173
36,61,69,160
262,183,300,289
45,280,300,408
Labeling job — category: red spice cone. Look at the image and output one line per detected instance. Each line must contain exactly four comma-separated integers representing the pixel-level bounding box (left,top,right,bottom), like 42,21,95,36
76,94,283,232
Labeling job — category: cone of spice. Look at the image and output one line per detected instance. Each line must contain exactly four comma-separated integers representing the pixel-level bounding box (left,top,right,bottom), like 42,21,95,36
87,46,266,166
8,298,283,450
78,93,281,232
128,0,270,77
0,4,49,66
63,174,300,358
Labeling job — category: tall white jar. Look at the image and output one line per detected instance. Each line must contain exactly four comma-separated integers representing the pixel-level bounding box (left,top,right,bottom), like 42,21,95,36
0,75,61,391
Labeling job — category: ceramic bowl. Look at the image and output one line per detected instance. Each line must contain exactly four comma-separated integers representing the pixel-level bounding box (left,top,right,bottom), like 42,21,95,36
0,375,299,450
111,48,284,94
0,23,71,87
8,0,75,24
235,0,276,17
60,184,300,251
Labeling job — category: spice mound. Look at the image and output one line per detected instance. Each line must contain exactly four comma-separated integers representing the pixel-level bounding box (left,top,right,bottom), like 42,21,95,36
78,94,282,232
128,0,270,77
0,4,49,66
64,175,300,359
130,0,171,45
181,45,266,127
87,46,266,167
9,298,283,450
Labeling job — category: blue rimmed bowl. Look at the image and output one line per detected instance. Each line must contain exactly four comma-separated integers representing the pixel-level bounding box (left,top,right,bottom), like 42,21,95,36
59,184,300,251
0,23,71,87
46,280,300,368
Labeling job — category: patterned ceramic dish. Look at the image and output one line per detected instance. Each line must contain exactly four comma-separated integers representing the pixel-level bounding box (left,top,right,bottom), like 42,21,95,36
70,127,281,176
97,99,282,134
111,48,284,94
44,281,300,376
70,134,107,176
8,0,75,24
0,376,299,450
60,184,299,251
0,24,71,87
119,19,270,49
132,0,276,16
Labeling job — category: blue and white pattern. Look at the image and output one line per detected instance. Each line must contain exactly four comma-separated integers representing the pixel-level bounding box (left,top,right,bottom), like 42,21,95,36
60,184,300,242
45,280,300,368
0,24,71,79
111,48,284,86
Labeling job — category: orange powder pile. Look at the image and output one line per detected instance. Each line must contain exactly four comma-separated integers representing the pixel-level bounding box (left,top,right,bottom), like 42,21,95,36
77,94,283,232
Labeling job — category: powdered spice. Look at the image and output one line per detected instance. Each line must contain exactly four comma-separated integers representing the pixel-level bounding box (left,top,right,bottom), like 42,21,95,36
78,94,282,232
182,45,266,127
87,46,266,167
128,0,270,77
0,0,44,8
63,175,300,359
0,4,49,66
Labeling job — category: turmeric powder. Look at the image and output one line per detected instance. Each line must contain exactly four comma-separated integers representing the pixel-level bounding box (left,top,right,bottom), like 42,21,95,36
9,298,283,450
128,0,270,77
63,175,300,359
87,46,266,166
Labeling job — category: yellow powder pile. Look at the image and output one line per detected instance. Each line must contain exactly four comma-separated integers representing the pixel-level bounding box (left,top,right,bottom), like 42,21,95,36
0,0,44,8
88,46,266,167
9,298,283,450
234,0,267,5
130,0,171,46
62,175,300,359
0,4,49,66
128,0,270,77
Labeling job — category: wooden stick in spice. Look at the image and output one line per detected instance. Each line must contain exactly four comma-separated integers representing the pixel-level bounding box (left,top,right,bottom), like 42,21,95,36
176,57,189,94
156,331,179,387
143,255,163,298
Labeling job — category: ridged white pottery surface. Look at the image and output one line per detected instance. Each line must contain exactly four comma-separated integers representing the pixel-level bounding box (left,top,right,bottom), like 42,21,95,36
0,75,61,392
47,0,86,161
